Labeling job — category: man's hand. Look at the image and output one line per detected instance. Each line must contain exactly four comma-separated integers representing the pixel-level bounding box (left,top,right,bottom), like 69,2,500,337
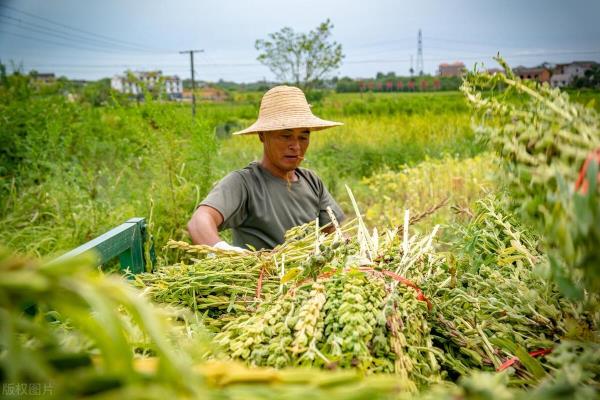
213,241,247,253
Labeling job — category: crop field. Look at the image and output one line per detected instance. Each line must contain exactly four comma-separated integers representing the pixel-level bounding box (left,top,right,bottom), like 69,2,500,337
1,68,600,399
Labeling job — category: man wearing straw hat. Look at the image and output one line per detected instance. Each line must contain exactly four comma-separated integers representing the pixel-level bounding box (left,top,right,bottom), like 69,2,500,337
187,85,345,252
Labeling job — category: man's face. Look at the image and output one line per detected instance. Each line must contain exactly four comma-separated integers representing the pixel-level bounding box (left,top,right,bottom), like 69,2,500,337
261,128,310,172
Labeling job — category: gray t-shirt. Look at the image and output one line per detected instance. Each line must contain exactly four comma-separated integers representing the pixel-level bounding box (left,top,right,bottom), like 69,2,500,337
200,162,345,250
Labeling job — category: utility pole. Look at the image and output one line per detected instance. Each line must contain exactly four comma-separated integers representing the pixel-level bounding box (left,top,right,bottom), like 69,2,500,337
179,49,203,117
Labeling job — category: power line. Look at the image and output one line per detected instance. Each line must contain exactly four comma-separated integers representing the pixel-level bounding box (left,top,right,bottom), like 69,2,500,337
424,36,528,49
0,29,145,54
0,16,169,54
348,37,415,50
0,14,169,54
12,64,189,69
0,28,176,56
0,3,168,52
5,46,600,81
11,49,600,71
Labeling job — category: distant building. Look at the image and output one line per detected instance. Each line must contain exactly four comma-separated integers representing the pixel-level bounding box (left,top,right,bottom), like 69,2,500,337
551,61,598,88
201,87,229,101
69,79,89,87
486,68,504,75
181,87,229,102
438,62,466,77
111,70,182,99
513,66,551,84
33,73,56,84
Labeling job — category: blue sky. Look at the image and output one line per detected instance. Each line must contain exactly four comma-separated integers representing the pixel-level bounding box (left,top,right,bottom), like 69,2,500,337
1,0,599,82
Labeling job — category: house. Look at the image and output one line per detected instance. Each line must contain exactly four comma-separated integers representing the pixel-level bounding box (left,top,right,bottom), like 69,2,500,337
111,70,183,100
438,62,466,77
486,68,504,75
551,61,599,88
33,73,56,84
513,66,551,83
69,79,89,86
199,87,229,101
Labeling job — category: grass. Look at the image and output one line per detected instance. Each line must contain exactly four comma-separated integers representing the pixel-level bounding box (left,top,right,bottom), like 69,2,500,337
0,77,216,259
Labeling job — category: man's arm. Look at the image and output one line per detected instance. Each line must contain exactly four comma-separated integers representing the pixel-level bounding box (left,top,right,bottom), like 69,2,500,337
187,205,247,252
187,205,224,246
187,170,249,252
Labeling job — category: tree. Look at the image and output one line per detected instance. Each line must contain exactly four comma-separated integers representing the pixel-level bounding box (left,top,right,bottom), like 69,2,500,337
255,19,344,90
572,66,600,89
81,78,114,106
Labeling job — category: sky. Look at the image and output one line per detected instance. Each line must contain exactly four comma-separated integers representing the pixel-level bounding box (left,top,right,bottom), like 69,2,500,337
1,0,599,82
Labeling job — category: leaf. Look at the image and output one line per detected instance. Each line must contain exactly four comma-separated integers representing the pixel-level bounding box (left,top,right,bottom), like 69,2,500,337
492,338,547,380
513,347,547,380
281,267,301,284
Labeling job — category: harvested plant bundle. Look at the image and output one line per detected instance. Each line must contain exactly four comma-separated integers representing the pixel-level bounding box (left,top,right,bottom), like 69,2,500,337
423,197,596,382
205,189,590,391
0,248,416,399
214,268,440,391
134,183,595,394
133,248,278,330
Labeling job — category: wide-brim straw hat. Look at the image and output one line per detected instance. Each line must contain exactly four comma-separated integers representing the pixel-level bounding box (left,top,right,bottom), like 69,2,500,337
232,85,343,135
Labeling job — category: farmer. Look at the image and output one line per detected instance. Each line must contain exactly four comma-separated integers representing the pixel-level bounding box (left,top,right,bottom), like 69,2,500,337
187,85,345,252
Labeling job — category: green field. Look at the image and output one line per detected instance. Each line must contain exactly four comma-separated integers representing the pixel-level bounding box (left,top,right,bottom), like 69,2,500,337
1,75,599,259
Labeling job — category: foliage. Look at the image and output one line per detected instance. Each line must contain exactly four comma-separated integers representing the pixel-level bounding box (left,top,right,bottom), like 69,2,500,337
0,248,205,398
462,57,600,301
425,197,596,379
0,72,216,260
79,78,118,106
255,19,344,90
134,243,279,331
572,66,600,90
359,154,497,229
316,91,471,116
336,76,463,93
2,68,599,263
0,247,414,400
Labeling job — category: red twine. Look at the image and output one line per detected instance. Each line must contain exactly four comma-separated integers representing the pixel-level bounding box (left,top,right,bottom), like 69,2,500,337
496,348,553,371
574,148,600,195
260,265,432,311
360,267,433,310
255,265,265,299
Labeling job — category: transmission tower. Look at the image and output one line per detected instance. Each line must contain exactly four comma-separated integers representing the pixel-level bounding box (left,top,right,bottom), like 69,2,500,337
409,55,414,77
416,29,424,76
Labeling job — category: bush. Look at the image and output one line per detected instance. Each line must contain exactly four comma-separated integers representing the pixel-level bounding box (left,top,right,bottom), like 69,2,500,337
0,73,216,260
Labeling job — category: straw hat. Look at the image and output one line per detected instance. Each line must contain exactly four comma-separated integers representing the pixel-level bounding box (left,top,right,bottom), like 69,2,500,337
232,85,343,135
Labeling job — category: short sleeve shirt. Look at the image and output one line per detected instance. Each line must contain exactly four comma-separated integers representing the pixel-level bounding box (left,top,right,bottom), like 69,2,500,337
200,162,345,250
